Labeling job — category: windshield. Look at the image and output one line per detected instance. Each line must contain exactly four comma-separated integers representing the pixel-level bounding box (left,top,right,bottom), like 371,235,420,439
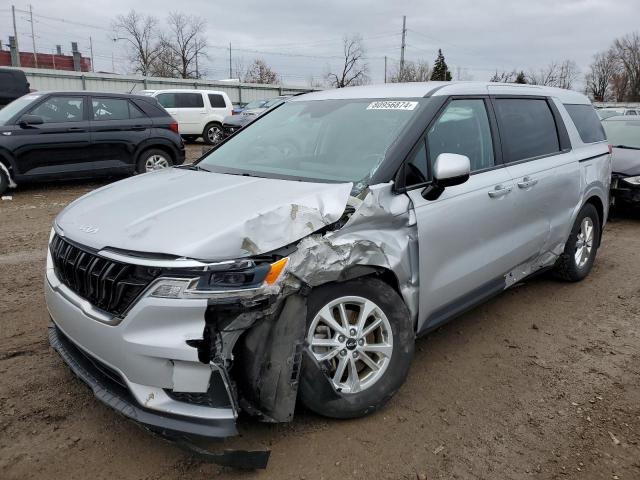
264,97,285,108
0,93,42,125
244,100,268,109
198,98,426,185
603,119,640,149
598,110,621,120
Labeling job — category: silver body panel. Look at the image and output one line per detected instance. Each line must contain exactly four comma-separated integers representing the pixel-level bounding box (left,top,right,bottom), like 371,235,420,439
45,81,611,435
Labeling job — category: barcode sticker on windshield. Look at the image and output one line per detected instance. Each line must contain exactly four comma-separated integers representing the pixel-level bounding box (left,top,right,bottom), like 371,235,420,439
367,101,418,111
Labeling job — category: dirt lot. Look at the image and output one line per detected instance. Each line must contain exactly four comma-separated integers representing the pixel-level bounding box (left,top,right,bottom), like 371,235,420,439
1,147,639,479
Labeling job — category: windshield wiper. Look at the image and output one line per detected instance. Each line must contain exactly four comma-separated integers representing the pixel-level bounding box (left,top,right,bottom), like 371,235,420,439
612,145,640,150
177,164,210,172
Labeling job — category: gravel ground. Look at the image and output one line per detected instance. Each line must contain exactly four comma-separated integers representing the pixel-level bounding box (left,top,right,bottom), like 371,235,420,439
1,145,639,479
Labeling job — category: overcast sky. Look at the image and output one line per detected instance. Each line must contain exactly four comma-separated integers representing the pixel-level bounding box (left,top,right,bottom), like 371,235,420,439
1,0,638,87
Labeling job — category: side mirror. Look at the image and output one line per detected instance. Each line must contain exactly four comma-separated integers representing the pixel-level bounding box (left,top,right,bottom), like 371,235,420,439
421,153,470,200
19,114,44,127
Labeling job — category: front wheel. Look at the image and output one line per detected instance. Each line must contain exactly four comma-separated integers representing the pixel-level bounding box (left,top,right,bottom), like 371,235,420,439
202,123,223,145
136,149,173,174
0,169,9,196
554,203,601,282
299,277,414,419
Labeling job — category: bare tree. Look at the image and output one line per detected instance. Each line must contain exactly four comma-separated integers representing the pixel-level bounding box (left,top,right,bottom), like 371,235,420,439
159,12,208,79
307,75,326,88
244,59,279,84
528,60,579,89
112,10,160,76
327,35,369,88
490,70,516,83
389,59,430,83
585,49,619,101
610,72,630,102
613,32,640,101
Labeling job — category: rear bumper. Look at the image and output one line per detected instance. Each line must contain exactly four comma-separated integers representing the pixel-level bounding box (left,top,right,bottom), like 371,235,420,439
49,322,237,438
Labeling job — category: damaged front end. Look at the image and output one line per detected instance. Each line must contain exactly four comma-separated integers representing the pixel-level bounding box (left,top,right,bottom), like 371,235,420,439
176,182,419,428
47,177,418,468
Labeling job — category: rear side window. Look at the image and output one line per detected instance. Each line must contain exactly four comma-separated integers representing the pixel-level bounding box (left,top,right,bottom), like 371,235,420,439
175,93,204,108
92,98,129,121
564,104,606,143
156,93,175,108
208,94,227,108
494,98,560,162
92,98,148,121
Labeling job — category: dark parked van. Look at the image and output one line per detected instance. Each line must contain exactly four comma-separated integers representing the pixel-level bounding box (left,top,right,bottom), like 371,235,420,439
0,68,30,107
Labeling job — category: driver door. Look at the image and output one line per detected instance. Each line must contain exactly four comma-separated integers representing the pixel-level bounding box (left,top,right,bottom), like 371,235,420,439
13,94,90,177
404,97,519,333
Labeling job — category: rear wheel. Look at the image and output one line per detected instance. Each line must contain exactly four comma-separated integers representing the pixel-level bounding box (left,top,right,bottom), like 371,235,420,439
202,123,223,145
299,277,414,419
554,203,601,282
136,149,173,174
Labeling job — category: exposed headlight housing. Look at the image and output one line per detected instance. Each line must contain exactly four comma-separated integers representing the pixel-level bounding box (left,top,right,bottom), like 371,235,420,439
621,175,640,186
149,257,289,299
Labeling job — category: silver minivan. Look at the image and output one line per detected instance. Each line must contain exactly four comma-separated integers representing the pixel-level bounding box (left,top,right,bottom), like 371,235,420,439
45,82,611,445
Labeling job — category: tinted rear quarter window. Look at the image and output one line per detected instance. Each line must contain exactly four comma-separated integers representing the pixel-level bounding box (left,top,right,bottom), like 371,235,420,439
208,94,227,108
156,93,175,108
175,93,204,108
494,98,560,162
564,104,606,143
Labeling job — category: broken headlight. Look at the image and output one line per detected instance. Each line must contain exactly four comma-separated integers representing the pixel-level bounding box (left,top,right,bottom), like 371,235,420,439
149,257,289,299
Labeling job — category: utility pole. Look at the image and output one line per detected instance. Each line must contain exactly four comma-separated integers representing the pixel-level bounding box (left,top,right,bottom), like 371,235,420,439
399,15,406,78
384,56,387,83
228,42,232,79
29,5,37,68
195,40,199,79
89,36,95,72
11,5,20,67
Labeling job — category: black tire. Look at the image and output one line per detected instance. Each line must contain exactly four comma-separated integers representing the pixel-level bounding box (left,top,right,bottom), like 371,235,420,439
299,277,414,419
0,169,8,196
554,203,601,282
135,148,174,174
202,123,223,145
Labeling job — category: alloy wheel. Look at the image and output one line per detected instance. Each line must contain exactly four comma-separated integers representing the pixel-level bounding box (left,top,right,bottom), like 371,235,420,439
144,154,170,172
207,125,222,144
307,296,393,394
574,216,594,268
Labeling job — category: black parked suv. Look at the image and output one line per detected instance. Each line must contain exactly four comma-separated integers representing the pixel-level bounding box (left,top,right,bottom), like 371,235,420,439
0,91,185,195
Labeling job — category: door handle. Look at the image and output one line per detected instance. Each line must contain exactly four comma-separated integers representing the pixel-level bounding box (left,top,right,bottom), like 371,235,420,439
517,176,538,189
67,127,85,132
488,184,513,198
131,125,146,131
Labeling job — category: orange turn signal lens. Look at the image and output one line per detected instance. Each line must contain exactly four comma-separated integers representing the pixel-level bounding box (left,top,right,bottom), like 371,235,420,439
265,257,289,285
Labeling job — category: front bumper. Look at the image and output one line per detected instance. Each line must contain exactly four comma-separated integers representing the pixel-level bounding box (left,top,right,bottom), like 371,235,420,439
48,322,237,438
44,249,238,438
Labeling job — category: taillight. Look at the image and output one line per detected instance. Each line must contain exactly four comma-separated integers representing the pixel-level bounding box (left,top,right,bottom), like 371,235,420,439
608,144,613,154
169,121,179,133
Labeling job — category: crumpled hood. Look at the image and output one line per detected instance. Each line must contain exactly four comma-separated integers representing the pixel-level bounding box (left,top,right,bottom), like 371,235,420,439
56,168,352,261
612,148,640,176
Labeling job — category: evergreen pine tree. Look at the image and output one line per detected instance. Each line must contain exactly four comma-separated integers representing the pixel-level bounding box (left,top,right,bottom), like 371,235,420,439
514,71,528,84
430,49,452,81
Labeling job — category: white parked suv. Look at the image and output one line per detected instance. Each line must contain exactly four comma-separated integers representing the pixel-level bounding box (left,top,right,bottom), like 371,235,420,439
141,89,232,144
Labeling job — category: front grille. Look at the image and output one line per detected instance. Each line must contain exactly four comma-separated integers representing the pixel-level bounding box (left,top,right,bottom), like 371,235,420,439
50,234,160,317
